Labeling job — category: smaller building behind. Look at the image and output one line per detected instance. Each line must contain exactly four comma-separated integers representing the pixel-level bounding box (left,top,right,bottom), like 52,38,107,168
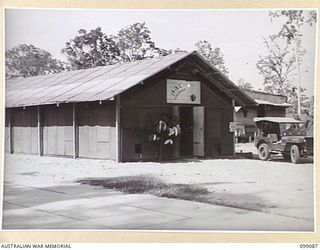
234,89,291,142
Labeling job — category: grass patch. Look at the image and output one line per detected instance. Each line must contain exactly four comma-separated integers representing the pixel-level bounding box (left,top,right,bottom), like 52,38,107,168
19,171,39,176
76,176,276,213
76,175,209,202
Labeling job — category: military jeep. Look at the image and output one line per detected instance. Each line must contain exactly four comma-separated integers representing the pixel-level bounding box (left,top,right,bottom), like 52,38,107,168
254,117,313,163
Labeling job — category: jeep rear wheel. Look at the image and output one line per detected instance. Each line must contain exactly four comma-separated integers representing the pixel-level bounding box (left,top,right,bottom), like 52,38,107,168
258,143,270,161
290,145,301,164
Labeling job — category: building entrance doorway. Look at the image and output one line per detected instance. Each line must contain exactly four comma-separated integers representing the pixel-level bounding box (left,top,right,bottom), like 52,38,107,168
179,106,205,157
179,107,193,156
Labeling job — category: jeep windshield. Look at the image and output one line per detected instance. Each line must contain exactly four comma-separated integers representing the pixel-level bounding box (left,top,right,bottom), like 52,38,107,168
280,123,306,136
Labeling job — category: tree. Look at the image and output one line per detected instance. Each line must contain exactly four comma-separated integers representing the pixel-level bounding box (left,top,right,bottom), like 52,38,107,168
195,40,229,76
300,95,314,136
256,35,307,105
62,23,166,70
269,10,316,118
163,47,188,55
269,10,316,43
237,79,254,90
257,35,296,96
5,44,67,79
61,27,120,70
115,22,165,62
256,35,310,117
302,95,314,119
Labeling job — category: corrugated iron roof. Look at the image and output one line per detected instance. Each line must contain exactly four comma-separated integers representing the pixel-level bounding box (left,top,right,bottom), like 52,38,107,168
254,117,301,123
254,99,292,107
245,89,288,105
6,51,256,108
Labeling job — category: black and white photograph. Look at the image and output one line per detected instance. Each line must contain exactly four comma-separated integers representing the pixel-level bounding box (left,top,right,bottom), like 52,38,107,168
2,8,317,231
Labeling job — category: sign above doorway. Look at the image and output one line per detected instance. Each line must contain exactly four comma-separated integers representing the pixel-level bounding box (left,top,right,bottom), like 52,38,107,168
166,79,201,104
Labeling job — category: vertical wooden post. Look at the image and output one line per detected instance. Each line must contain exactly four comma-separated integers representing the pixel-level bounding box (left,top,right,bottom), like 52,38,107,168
193,106,205,157
232,100,236,156
37,106,43,156
8,109,13,154
115,95,121,162
172,106,180,158
73,103,78,159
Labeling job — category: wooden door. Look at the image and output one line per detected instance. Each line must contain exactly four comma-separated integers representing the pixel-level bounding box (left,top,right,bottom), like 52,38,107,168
193,106,204,156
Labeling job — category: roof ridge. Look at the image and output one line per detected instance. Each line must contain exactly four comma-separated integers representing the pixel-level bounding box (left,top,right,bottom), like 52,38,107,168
6,52,192,84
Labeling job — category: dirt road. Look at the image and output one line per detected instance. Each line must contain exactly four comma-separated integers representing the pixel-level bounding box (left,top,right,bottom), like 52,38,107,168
2,154,314,230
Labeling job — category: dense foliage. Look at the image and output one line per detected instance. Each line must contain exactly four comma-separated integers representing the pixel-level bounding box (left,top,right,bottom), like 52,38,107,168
5,44,67,79
6,22,230,81
61,23,168,70
195,40,229,76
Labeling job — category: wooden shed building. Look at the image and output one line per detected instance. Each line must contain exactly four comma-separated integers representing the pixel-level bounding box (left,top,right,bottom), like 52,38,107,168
5,51,256,162
234,89,291,142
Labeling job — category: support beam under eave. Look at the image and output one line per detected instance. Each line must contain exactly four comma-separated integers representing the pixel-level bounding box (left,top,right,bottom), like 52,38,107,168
73,103,78,159
115,95,122,162
37,106,43,156
193,64,249,106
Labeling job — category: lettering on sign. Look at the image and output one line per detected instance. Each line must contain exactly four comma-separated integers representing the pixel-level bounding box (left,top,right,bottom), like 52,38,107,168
167,79,201,104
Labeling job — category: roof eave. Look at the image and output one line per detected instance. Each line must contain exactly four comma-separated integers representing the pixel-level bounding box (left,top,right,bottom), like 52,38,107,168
190,51,257,107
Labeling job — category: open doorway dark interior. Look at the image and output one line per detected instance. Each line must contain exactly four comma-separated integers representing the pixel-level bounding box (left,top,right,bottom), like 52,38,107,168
179,106,193,156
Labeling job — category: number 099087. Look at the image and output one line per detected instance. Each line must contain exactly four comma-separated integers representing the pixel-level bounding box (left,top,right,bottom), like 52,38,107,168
300,244,318,248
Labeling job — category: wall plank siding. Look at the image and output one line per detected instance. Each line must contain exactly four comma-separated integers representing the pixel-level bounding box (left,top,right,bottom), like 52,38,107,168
42,105,73,157
77,102,116,160
5,110,10,153
12,107,38,154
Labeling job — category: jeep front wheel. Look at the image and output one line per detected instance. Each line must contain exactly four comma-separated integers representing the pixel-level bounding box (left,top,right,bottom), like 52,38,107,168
258,143,270,161
290,145,301,164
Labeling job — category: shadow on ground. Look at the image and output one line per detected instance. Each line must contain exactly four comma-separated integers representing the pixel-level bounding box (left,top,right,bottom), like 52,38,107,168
76,175,274,215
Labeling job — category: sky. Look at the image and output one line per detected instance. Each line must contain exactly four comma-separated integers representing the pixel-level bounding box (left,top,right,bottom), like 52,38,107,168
5,8,317,96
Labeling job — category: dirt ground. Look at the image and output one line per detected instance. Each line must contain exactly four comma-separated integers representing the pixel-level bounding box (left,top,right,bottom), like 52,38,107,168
3,148,314,223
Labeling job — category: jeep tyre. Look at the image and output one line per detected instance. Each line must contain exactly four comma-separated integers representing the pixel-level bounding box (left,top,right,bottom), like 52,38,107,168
290,145,301,164
258,143,270,161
